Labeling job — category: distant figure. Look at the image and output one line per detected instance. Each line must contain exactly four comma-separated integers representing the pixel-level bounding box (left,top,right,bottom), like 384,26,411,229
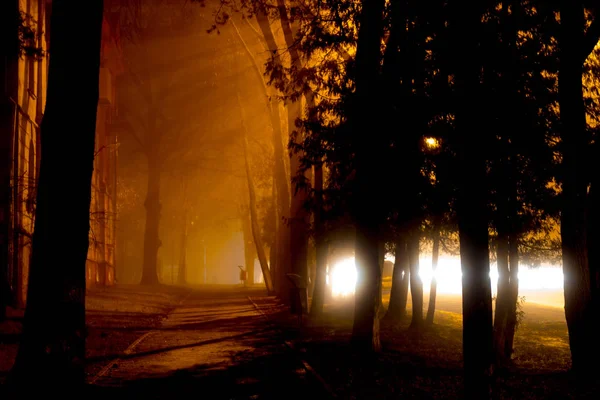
237,265,247,287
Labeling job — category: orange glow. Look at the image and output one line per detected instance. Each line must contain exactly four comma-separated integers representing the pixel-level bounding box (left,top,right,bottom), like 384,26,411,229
425,137,440,149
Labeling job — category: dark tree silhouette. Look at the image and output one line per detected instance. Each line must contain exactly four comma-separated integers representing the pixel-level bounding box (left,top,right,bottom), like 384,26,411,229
0,0,21,322
558,1,600,373
9,0,104,390
350,0,386,353
452,2,494,397
385,234,410,322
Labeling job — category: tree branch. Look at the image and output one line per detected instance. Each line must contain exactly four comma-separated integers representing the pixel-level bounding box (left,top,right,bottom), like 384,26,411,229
582,14,600,63
242,16,269,52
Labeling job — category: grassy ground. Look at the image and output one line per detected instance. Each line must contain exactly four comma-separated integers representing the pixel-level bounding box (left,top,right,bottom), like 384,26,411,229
1,283,596,398
267,288,599,400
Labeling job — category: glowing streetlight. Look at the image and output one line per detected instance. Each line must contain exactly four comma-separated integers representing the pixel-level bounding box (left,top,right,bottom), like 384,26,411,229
424,137,440,149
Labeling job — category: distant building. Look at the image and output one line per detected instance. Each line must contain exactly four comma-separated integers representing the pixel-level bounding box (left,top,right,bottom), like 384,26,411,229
0,0,122,308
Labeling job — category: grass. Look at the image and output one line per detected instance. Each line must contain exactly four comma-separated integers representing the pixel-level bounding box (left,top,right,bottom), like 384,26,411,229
266,292,598,399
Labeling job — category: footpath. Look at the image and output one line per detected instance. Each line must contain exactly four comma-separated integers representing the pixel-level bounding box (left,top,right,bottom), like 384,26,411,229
1,284,331,399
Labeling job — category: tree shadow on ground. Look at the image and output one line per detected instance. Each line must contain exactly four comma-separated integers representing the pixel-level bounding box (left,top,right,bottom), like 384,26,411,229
85,328,328,400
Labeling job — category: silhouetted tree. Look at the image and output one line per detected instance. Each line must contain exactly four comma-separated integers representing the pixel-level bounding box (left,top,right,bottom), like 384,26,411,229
0,0,20,322
231,14,291,298
451,2,494,397
10,0,104,390
348,0,387,353
385,233,410,322
116,2,226,285
240,98,274,292
558,1,600,374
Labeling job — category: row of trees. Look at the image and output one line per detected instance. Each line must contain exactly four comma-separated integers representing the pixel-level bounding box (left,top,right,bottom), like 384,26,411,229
4,0,600,398
204,0,600,398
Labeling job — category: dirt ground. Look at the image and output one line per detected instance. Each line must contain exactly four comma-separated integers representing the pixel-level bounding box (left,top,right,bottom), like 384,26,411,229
1,284,598,399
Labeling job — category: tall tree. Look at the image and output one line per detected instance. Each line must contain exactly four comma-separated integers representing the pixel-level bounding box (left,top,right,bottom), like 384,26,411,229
232,14,291,298
10,0,104,389
275,0,313,314
309,161,328,317
558,1,600,373
385,234,410,322
350,0,386,353
116,1,215,285
241,104,274,293
0,0,20,321
241,204,256,285
408,229,424,329
452,2,494,397
426,218,441,325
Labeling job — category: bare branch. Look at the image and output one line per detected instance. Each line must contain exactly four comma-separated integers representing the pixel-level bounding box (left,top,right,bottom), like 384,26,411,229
242,15,269,52
583,16,600,63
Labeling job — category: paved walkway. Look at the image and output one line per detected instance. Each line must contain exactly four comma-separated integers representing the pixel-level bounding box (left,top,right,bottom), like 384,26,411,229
88,286,326,399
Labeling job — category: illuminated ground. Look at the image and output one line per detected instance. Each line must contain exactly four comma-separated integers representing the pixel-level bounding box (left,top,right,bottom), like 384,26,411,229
0,283,591,399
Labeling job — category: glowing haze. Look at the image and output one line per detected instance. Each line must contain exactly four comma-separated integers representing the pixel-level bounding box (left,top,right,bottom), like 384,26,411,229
329,256,564,298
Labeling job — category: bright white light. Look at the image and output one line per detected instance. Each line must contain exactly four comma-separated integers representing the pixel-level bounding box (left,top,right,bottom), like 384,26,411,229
326,255,564,299
410,255,564,294
330,258,357,297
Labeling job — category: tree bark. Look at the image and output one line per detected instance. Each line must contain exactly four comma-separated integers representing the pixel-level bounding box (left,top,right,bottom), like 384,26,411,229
309,162,328,318
352,222,382,352
558,2,596,374
275,0,312,312
409,230,423,329
504,234,519,360
493,230,510,367
239,96,274,293
453,3,493,397
377,238,386,316
288,100,310,313
232,17,290,299
242,206,256,286
350,0,386,353
10,0,103,390
269,180,279,291
140,155,161,285
177,208,188,285
385,235,409,321
0,0,20,322
426,223,440,325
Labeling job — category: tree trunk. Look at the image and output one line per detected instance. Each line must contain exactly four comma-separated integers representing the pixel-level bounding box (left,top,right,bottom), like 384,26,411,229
140,156,161,285
288,101,311,313
350,0,386,353
409,230,423,329
232,17,290,299
242,206,256,286
454,3,493,397
559,3,597,374
177,209,188,285
310,162,328,318
270,179,279,291
10,0,103,389
504,234,519,360
352,221,382,352
0,0,20,322
275,0,312,313
308,242,316,297
385,235,409,321
377,238,386,317
239,100,274,293
493,230,510,367
426,223,440,325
